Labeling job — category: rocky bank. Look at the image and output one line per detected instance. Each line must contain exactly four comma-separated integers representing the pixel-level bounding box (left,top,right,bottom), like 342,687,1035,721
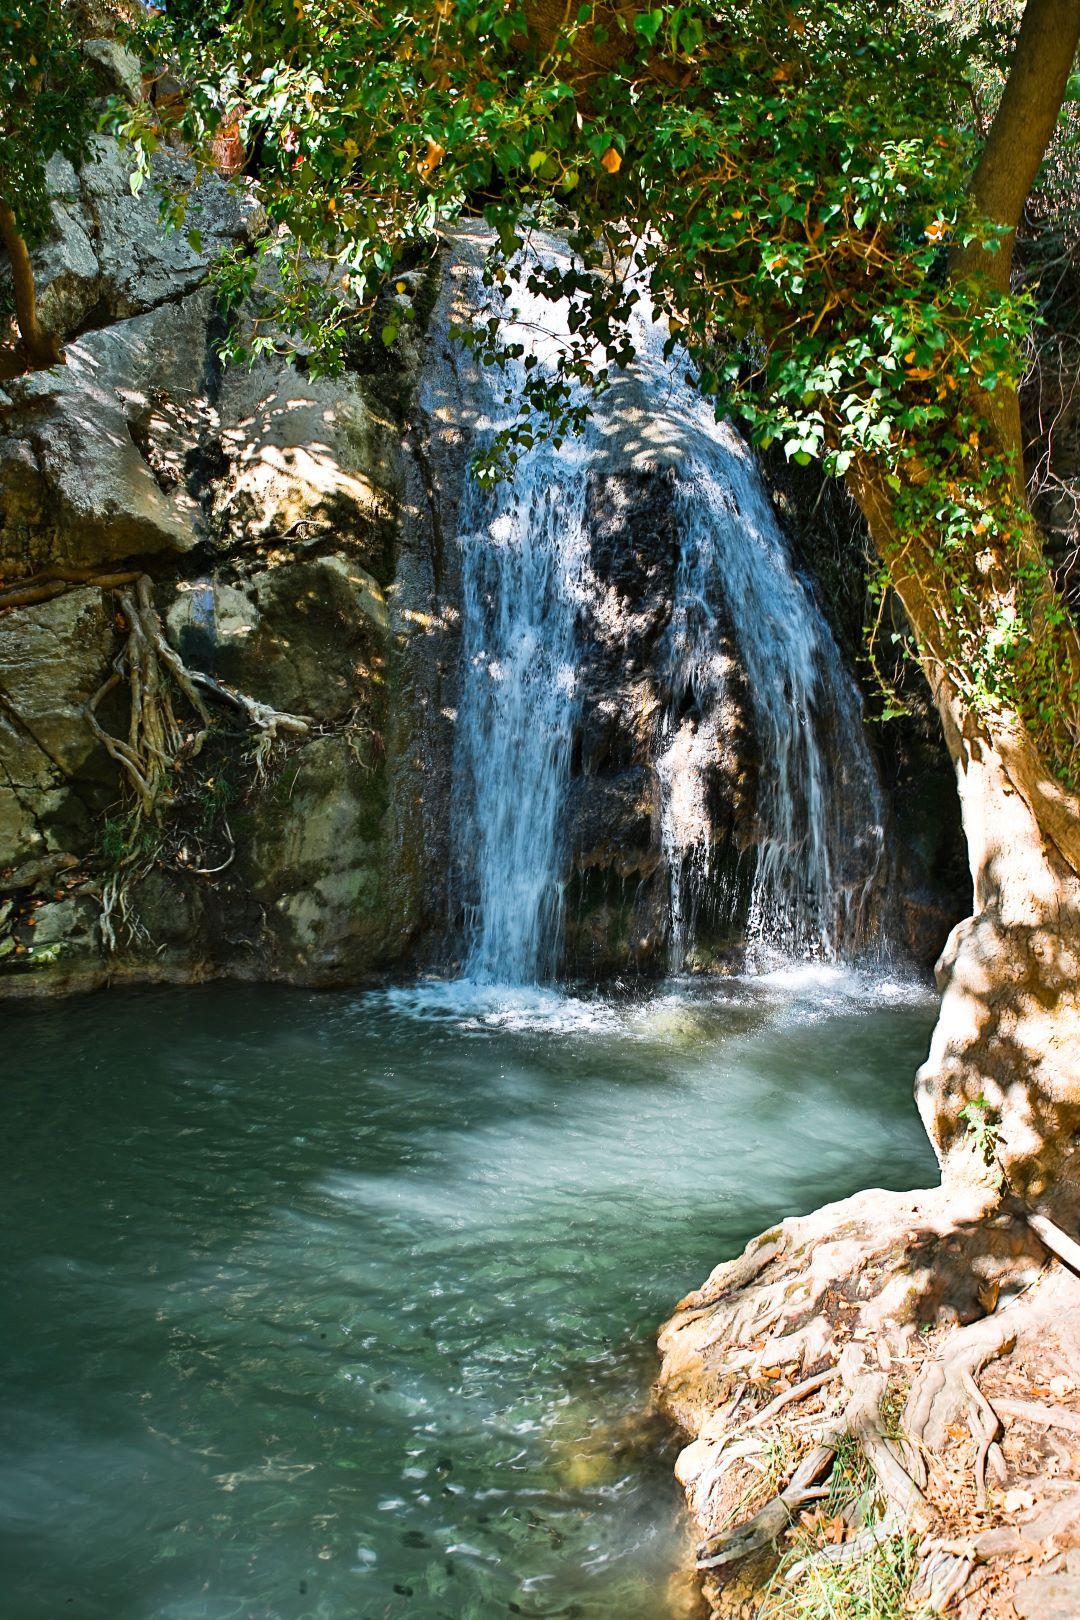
1,90,966,995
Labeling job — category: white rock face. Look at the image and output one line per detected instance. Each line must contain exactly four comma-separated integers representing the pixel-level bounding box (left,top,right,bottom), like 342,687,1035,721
0,291,211,572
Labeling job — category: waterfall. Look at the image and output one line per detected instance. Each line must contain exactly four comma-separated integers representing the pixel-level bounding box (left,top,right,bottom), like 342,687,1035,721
634,311,886,964
447,235,886,983
658,457,885,967
454,277,590,985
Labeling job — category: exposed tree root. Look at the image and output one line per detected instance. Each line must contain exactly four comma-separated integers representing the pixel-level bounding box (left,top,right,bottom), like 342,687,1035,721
186,670,310,776
82,574,312,950
86,573,311,819
656,1185,1080,1618
87,575,213,818
0,569,142,611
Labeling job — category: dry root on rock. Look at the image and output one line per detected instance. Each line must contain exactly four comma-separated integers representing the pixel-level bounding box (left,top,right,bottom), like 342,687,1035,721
84,573,312,950
86,574,312,818
656,1185,1080,1618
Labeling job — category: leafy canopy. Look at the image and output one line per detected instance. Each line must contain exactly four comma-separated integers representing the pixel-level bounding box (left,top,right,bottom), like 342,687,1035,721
112,1,1080,783
1,0,95,240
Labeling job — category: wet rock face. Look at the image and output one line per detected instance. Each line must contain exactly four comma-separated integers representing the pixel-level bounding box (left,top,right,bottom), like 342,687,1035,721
762,448,972,968
0,157,968,992
560,469,674,975
560,467,760,978
0,134,447,994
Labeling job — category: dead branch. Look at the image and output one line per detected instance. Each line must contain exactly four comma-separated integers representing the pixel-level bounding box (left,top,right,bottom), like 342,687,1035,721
695,1443,836,1570
1027,1211,1080,1274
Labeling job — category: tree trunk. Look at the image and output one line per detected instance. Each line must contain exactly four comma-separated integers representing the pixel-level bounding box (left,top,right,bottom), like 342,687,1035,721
849,460,1080,1216
839,0,1080,1218
0,200,63,373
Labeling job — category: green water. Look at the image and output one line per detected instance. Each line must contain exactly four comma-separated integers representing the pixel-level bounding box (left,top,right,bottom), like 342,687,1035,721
2,969,938,1620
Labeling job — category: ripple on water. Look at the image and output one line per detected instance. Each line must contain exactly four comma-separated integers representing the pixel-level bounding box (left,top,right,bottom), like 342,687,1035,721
1,977,939,1620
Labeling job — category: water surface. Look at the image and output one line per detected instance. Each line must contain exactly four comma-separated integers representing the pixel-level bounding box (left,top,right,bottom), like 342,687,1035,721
2,970,938,1620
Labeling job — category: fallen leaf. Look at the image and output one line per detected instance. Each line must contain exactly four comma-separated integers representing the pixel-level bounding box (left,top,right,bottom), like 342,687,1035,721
1003,1489,1035,1514
978,1280,1000,1314
600,146,622,174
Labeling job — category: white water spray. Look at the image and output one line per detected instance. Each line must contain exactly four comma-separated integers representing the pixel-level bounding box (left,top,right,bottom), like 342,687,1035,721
449,237,886,983
454,275,590,984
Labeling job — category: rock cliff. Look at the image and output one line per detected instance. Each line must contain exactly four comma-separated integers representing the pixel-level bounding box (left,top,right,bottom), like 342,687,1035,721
0,130,968,993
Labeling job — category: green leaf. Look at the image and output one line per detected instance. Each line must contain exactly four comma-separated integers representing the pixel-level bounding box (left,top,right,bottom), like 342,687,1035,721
633,10,664,44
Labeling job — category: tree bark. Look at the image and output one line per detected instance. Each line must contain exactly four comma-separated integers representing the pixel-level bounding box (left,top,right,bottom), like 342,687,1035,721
959,0,1080,296
0,200,63,373
850,460,1080,1212
835,0,1080,1218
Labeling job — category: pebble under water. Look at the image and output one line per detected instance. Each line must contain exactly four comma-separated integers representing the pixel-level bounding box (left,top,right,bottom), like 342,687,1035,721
2,970,939,1620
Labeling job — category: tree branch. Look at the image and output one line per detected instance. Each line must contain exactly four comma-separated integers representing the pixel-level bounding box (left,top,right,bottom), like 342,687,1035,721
0,199,63,372
958,0,1080,291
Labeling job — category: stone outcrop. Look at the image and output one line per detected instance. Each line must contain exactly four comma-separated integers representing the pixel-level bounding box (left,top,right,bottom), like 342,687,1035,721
0,132,448,993
0,138,967,993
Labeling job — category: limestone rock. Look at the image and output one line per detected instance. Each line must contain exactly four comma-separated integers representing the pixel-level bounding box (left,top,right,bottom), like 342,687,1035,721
27,136,262,348
1014,1573,1080,1618
0,291,212,574
0,589,115,777
83,37,144,104
85,141,261,323
33,157,101,341
246,732,404,977
0,589,117,871
165,553,389,721
211,356,399,562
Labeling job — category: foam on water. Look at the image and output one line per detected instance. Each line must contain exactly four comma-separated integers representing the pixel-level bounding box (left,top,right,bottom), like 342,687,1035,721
377,962,932,1041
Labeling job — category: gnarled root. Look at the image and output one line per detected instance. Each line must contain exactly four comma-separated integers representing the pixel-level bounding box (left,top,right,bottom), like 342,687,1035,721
86,575,212,819
87,574,314,817
85,574,312,951
657,1185,1080,1618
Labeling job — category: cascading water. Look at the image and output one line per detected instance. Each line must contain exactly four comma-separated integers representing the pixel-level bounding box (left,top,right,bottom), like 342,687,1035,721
448,235,886,983
641,327,887,966
454,280,590,985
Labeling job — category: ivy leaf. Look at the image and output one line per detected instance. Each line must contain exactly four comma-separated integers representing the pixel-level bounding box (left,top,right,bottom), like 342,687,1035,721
633,11,664,45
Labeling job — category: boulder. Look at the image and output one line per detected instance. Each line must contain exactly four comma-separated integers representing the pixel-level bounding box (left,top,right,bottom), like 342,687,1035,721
245,732,404,977
28,136,262,348
211,355,399,566
0,588,117,871
165,552,389,721
83,37,144,104
0,291,213,574
33,157,101,341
